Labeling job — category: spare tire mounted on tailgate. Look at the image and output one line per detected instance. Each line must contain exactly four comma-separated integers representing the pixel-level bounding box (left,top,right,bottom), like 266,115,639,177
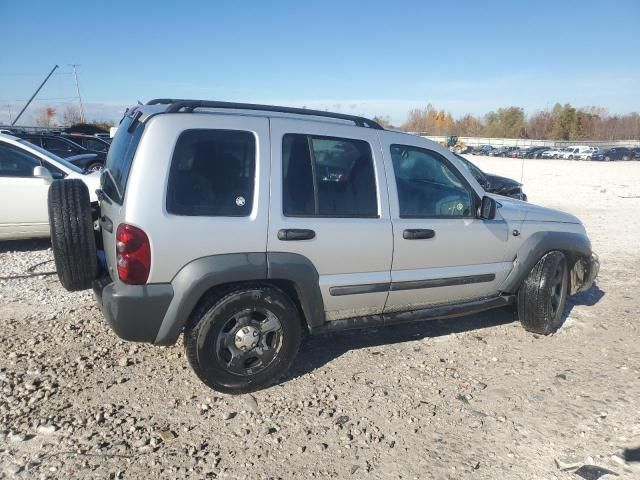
48,179,98,291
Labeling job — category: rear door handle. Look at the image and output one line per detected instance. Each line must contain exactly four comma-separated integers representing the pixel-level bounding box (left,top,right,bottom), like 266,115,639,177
277,229,316,241
403,229,435,240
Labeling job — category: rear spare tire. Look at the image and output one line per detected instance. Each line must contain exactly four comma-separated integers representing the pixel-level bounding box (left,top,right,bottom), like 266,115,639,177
517,251,568,335
48,179,98,291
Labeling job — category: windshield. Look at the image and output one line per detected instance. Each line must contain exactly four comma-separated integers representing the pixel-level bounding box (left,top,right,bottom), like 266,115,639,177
18,139,84,174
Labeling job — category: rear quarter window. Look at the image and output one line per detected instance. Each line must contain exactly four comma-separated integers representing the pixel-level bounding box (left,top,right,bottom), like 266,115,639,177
166,129,256,217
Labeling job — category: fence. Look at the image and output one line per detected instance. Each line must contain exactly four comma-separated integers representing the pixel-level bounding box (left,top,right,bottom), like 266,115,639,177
414,135,640,149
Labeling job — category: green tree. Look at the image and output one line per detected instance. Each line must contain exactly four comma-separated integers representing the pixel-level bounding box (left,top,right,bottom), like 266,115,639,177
484,107,525,138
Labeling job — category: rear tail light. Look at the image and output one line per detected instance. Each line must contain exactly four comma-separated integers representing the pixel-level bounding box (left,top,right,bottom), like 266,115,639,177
116,224,150,285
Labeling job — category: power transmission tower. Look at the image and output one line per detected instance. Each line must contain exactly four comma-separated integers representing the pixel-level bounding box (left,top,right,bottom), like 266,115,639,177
70,64,86,123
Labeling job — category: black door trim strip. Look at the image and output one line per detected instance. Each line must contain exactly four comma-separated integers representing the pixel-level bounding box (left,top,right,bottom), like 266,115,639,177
329,273,496,296
329,282,390,296
390,273,495,291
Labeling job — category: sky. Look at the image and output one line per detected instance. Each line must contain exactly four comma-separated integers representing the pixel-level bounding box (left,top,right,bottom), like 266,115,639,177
1,0,639,125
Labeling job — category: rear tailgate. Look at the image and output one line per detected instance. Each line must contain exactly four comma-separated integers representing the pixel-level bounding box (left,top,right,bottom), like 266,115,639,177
99,113,145,281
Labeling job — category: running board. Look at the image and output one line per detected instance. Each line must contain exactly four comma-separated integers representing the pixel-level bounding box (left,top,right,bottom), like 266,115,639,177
310,295,515,335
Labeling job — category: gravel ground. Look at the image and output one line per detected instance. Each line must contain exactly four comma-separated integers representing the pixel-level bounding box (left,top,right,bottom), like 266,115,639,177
1,157,639,479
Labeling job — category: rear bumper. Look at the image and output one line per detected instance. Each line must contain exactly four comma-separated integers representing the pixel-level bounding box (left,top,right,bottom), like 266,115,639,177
570,253,600,294
93,277,174,343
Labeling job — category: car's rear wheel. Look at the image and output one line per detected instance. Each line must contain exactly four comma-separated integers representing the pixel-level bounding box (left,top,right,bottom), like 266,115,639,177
86,162,104,172
622,155,629,161
517,251,568,335
48,179,98,291
604,156,611,161
184,286,303,394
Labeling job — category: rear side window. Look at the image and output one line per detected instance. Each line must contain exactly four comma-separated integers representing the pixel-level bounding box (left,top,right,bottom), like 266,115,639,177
167,129,255,216
282,134,377,217
103,115,145,203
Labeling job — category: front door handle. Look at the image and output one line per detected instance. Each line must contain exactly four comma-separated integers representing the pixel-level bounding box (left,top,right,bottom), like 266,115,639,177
403,229,435,240
277,229,316,241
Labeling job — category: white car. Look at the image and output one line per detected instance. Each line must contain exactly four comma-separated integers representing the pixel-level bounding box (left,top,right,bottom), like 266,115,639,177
576,147,599,160
541,148,564,159
0,134,100,240
558,146,593,160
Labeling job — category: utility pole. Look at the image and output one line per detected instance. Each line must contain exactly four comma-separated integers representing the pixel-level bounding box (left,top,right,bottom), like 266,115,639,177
6,104,12,124
11,64,59,126
70,64,86,123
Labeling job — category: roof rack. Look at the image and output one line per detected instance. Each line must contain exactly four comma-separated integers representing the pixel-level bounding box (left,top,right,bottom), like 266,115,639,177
146,99,384,130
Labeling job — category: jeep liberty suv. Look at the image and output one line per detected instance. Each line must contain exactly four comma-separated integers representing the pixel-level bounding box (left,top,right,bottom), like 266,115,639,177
47,99,599,394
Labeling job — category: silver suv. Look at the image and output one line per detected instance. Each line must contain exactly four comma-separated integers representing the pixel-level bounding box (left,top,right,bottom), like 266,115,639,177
48,99,599,394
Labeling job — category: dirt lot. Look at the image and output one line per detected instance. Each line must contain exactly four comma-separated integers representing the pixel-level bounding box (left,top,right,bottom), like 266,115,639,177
1,157,639,479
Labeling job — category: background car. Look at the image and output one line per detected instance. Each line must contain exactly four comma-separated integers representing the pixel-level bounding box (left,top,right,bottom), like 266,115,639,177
631,147,640,159
62,133,111,153
471,145,495,155
505,148,521,158
528,147,552,158
590,147,633,161
541,148,564,159
0,133,100,240
516,146,547,158
454,153,527,200
575,147,599,160
16,134,106,171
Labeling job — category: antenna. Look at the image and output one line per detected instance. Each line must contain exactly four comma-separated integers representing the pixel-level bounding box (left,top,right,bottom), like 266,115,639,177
69,64,86,123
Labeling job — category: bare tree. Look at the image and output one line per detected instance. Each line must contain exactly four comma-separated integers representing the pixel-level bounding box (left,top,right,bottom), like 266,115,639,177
62,104,83,126
372,115,393,128
35,106,57,127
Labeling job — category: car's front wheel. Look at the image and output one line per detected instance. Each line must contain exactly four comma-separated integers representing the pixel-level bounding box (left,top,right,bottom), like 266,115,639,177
184,286,303,394
517,251,568,335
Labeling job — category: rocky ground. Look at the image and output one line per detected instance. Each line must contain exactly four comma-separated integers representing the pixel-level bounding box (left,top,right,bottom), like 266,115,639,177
1,157,639,479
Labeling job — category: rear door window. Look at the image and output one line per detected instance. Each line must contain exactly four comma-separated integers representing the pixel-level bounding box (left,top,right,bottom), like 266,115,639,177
282,134,378,217
166,129,256,216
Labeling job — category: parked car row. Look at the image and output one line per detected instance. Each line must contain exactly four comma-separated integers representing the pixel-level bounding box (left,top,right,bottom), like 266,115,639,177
470,144,639,161
0,129,111,172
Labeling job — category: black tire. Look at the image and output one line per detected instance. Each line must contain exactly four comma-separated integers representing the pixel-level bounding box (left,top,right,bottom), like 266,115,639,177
604,156,611,162
48,179,98,291
86,162,104,172
517,251,568,335
184,286,303,394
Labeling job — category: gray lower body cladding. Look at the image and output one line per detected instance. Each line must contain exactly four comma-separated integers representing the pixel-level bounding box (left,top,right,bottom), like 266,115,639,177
500,231,594,294
93,277,174,343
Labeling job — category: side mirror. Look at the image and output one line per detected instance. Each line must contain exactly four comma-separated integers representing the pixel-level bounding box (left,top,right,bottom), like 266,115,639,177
479,196,497,220
33,165,53,183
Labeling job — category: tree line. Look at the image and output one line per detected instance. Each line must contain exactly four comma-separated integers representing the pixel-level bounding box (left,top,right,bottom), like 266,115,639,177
33,104,114,131
374,103,640,140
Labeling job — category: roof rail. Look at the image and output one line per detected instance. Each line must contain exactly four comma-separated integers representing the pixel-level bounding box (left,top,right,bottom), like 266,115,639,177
146,98,384,130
